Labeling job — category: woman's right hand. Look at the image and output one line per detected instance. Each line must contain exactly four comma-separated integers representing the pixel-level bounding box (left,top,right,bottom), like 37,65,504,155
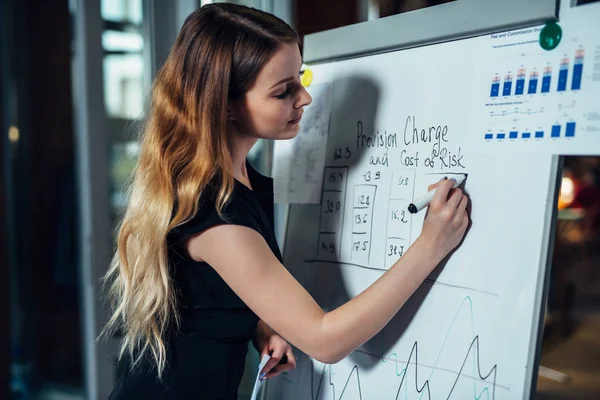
418,178,470,262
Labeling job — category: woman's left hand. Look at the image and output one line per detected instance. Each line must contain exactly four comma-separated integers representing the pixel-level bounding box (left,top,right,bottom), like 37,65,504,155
258,333,297,380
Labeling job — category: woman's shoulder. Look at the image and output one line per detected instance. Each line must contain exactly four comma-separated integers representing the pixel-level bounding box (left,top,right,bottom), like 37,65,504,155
170,177,264,243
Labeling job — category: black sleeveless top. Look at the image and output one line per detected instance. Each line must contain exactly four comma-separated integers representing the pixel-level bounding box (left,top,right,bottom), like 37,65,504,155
109,160,283,399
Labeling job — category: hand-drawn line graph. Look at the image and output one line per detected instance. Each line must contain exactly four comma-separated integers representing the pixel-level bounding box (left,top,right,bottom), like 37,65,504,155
295,297,501,399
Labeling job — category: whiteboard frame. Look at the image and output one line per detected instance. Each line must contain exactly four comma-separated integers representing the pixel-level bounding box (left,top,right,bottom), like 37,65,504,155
303,0,558,64
524,155,562,399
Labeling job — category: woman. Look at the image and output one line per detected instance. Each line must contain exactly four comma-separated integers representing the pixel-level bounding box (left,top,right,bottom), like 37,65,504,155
103,3,470,399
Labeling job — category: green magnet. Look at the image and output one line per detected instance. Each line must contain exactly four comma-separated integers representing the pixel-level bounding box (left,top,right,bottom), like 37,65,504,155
539,22,562,51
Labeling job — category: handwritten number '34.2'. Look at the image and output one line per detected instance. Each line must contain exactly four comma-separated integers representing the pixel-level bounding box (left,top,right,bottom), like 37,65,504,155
388,245,405,257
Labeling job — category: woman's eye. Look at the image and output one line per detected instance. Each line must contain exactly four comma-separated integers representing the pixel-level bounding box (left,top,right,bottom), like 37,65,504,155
274,88,291,99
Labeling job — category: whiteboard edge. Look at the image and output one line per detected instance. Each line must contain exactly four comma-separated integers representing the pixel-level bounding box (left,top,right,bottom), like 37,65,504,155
523,155,562,399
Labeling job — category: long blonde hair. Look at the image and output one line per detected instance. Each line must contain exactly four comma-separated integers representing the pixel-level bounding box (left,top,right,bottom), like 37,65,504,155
102,3,298,377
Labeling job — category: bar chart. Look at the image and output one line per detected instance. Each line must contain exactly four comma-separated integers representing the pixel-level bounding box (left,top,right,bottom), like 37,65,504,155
572,49,584,90
502,73,513,96
484,121,577,140
541,66,552,93
490,75,500,97
515,68,526,95
528,70,538,94
557,58,569,92
488,48,585,98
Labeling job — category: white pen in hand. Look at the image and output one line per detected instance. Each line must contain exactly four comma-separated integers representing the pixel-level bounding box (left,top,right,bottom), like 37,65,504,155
408,174,468,214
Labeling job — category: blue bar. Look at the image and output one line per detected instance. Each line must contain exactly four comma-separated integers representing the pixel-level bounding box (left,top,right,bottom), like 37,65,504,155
497,133,506,139
572,64,583,90
566,122,576,137
502,81,512,96
551,125,561,138
522,132,531,139
490,83,500,97
515,79,525,95
485,133,494,140
528,79,538,94
542,76,551,93
558,69,568,92
535,131,544,138
509,131,518,139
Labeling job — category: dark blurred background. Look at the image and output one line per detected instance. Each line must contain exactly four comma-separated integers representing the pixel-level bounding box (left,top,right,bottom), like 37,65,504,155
1,0,598,399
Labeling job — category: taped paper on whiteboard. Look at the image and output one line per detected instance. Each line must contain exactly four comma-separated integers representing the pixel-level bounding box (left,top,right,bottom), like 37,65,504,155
274,82,333,204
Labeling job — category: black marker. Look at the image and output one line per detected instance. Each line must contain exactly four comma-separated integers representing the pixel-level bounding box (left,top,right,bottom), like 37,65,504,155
408,174,467,214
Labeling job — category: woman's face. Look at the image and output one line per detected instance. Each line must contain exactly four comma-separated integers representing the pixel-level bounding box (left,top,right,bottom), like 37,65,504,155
231,42,312,140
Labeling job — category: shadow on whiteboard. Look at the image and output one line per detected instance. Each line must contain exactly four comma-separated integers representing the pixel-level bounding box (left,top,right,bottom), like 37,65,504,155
303,72,472,376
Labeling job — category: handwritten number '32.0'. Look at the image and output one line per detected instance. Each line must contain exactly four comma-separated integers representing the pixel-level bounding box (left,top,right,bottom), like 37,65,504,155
325,200,341,214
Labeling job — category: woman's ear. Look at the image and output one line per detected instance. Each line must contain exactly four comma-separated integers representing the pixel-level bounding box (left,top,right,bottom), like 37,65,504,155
226,104,237,121
226,108,235,120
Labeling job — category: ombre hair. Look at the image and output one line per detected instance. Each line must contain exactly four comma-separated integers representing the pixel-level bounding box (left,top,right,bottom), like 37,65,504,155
102,3,298,377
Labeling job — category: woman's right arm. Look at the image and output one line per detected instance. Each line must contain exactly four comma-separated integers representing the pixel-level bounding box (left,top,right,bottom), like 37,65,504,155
187,179,469,364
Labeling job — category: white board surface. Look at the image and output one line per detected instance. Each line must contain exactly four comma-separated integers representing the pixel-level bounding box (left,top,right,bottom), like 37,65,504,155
264,3,599,400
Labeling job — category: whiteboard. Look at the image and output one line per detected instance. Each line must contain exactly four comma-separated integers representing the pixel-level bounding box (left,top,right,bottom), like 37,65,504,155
264,3,599,400
264,74,558,399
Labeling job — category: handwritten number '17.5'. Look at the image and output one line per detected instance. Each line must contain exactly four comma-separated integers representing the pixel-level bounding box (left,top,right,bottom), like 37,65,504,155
353,241,369,251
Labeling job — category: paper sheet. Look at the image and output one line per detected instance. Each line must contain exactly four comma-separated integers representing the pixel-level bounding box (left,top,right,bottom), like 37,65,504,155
250,354,271,400
274,82,333,204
